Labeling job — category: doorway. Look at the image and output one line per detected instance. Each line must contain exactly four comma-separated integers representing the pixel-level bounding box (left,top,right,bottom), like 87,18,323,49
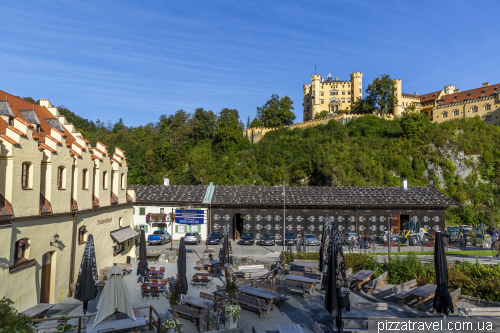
390,215,401,235
40,252,52,304
233,214,244,241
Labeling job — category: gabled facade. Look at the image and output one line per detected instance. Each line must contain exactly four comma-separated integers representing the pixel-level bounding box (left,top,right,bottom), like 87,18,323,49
0,91,136,312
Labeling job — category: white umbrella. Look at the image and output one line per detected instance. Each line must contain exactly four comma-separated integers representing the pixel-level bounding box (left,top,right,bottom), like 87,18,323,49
92,265,136,328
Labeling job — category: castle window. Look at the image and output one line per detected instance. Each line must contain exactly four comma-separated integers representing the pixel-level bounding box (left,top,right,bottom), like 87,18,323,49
485,115,492,122
342,98,345,103
443,111,448,118
359,89,362,93
320,92,324,96
82,169,89,190
103,171,108,189
348,91,351,95
57,166,66,190
14,239,28,264
321,99,324,104
472,106,478,113
485,104,491,111
306,106,310,110
121,173,125,189
22,162,31,189
342,91,345,95
453,110,459,116
306,99,309,103
348,98,351,103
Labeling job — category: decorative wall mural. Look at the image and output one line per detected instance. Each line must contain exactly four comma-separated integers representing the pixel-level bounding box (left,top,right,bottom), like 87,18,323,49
338,225,344,231
274,224,282,230
256,215,263,221
379,225,386,231
349,216,355,222
275,234,282,239
286,225,293,231
223,214,231,221
308,225,315,231
370,216,377,222
358,216,365,222
244,223,251,230
244,214,252,221
338,216,344,222
265,215,272,221
411,216,418,222
424,225,430,231
370,225,377,232
275,215,282,221
297,233,302,238
358,225,366,232
308,216,315,222
348,225,356,231
287,215,293,222
423,216,430,222
433,216,440,222
296,216,303,222
256,233,262,239
379,216,386,222
433,225,441,232
318,225,323,231
256,224,262,230
213,223,220,230
296,225,303,231
265,224,272,230
318,216,325,222
214,214,220,220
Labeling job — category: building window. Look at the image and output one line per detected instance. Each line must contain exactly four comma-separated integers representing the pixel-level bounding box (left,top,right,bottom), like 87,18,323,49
113,243,125,256
453,110,459,116
485,115,492,122
443,111,448,118
306,106,310,110
306,99,309,103
320,92,324,96
78,226,87,244
342,98,345,103
14,239,28,264
121,173,125,190
160,208,165,214
348,91,351,95
342,91,345,95
359,89,362,93
348,98,351,103
119,217,123,228
485,104,491,111
321,99,324,104
139,207,146,215
103,171,108,189
472,106,478,113
82,169,88,189
57,166,65,190
22,163,31,189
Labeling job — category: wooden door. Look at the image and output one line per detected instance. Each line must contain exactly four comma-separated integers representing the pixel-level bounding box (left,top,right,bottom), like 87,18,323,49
390,215,401,235
40,252,51,303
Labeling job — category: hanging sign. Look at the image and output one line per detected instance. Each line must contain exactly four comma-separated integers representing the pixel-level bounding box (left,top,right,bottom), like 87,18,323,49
175,209,204,225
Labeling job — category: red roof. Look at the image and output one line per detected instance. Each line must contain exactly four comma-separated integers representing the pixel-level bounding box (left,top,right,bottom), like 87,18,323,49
72,142,86,151
97,141,108,149
111,158,122,165
39,142,56,153
91,154,103,161
69,149,82,158
0,134,19,145
419,91,442,103
438,84,500,106
7,125,27,137
45,135,61,145
115,147,126,153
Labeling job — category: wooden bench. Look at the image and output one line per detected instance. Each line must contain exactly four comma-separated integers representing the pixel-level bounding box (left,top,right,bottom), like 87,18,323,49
313,321,324,333
172,304,200,325
392,279,418,306
239,264,265,270
253,282,291,308
276,279,312,299
199,291,228,308
287,270,321,279
365,271,387,295
242,270,269,279
21,303,54,319
293,259,319,263
351,302,388,310
458,306,500,318
234,293,270,318
433,288,461,315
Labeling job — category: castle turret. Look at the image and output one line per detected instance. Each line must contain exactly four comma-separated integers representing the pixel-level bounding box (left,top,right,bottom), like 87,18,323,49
393,79,403,116
444,84,455,95
350,72,363,105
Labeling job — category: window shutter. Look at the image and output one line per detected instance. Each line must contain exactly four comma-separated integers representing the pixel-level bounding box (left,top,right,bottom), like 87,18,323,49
133,207,135,215
198,226,201,233
145,225,148,233
140,208,145,215
175,225,178,233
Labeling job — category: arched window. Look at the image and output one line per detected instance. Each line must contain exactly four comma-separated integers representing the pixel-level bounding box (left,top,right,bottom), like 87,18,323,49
121,173,125,190
119,217,123,228
57,166,66,190
78,226,87,244
103,171,108,189
472,106,478,113
485,104,491,111
82,169,88,190
22,162,31,189
453,109,459,116
14,239,28,264
443,111,448,118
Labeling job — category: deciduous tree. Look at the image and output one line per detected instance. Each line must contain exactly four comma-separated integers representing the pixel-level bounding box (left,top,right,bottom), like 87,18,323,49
213,108,243,152
256,94,295,127
365,75,397,116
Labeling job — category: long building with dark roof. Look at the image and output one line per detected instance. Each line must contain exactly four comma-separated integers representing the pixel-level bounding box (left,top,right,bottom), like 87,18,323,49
131,183,458,242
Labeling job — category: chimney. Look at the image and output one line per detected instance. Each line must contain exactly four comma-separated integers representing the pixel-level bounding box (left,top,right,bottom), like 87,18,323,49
414,92,417,96
454,89,460,93
164,176,169,186
483,82,490,87
429,180,435,188
402,177,408,190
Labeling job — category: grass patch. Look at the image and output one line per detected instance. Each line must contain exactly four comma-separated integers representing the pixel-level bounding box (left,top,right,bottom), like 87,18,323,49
369,250,494,256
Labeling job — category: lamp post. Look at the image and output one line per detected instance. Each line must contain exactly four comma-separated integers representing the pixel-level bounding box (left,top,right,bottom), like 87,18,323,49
282,179,286,252
51,233,60,246
387,217,392,262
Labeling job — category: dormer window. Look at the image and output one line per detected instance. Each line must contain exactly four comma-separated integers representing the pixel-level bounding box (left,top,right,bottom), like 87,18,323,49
468,91,472,96
8,117,14,126
482,89,487,93
36,125,40,133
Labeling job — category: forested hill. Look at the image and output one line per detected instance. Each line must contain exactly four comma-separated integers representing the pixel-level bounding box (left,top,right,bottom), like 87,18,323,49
57,105,500,227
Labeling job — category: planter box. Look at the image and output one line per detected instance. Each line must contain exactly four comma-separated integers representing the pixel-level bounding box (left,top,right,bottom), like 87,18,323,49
225,317,238,329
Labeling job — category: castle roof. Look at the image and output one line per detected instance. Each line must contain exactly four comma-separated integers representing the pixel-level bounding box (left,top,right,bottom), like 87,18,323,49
419,91,442,103
438,84,500,106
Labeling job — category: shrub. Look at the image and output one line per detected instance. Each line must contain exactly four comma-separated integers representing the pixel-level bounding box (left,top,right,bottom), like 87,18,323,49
0,297,34,333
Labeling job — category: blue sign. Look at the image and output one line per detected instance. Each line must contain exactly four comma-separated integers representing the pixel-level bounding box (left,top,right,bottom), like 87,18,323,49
175,209,205,225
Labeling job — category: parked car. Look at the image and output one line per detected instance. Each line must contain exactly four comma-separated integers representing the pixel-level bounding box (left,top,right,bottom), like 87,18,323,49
147,230,171,245
207,232,222,245
444,226,460,244
184,232,202,244
460,226,472,236
259,234,275,246
284,232,298,246
301,233,320,246
380,231,398,243
240,233,255,245
343,232,359,244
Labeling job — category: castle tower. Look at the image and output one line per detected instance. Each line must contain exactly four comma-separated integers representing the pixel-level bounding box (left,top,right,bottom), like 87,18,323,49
350,72,363,104
393,79,403,116
311,74,321,118
444,85,455,95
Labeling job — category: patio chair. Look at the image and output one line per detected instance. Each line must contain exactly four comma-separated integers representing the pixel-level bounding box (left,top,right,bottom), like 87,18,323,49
150,267,156,271
160,279,168,292
152,279,159,284
160,267,165,272
202,276,212,287
141,287,151,301
151,287,161,301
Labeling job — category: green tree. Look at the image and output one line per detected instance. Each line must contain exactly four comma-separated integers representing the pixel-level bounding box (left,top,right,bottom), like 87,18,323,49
189,108,217,142
0,297,34,333
314,110,329,119
213,108,243,152
249,117,264,128
351,97,373,114
256,94,295,127
400,112,431,140
365,74,397,116
20,97,39,105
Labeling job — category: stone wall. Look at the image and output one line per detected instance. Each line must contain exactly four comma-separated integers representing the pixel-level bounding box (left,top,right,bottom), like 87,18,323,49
460,295,500,307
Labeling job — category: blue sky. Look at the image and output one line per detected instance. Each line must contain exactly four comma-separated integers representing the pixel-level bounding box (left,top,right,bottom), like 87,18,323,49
1,0,499,126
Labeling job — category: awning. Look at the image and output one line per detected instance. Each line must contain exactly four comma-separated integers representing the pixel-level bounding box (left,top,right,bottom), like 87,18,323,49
110,227,139,244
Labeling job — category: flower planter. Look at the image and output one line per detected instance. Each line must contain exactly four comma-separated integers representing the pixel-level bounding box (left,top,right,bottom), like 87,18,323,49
225,317,238,329
203,253,209,259
166,329,175,333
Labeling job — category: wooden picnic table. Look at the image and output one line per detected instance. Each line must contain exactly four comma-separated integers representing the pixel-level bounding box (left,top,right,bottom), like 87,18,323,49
239,287,281,311
181,296,214,309
203,259,221,273
193,273,215,277
283,275,318,293
278,323,304,333
142,283,167,288
21,303,54,318
289,262,318,268
348,270,374,293
340,309,397,318
148,270,164,275
86,316,147,333
409,284,437,311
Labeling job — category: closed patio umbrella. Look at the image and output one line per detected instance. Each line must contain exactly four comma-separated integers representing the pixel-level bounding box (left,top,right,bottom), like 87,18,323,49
92,264,136,328
136,228,149,282
74,234,98,315
433,231,453,316
219,223,231,268
177,237,188,295
319,215,329,272
320,215,331,290
324,222,350,332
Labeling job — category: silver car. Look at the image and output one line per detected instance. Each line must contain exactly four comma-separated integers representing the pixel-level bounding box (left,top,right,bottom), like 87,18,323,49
184,232,202,244
302,233,320,246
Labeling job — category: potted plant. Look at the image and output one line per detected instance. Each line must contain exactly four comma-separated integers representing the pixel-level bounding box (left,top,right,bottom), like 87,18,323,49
162,318,183,333
224,303,240,329
166,275,182,307
203,248,215,259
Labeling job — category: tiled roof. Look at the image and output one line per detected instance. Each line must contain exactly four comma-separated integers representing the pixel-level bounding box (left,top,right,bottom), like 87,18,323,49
0,134,19,146
45,135,61,145
91,154,103,161
111,158,121,165
116,147,126,153
419,91,442,103
97,141,108,149
401,93,419,99
44,118,65,132
0,100,15,116
69,149,81,158
77,135,89,144
211,186,458,207
130,185,208,203
72,142,86,151
7,125,27,137
110,226,139,244
438,84,500,106
39,142,56,153
16,117,34,128
18,109,41,125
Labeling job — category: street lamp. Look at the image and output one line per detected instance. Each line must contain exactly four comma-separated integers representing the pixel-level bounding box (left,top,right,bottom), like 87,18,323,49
387,217,392,262
282,179,286,252
50,233,60,246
